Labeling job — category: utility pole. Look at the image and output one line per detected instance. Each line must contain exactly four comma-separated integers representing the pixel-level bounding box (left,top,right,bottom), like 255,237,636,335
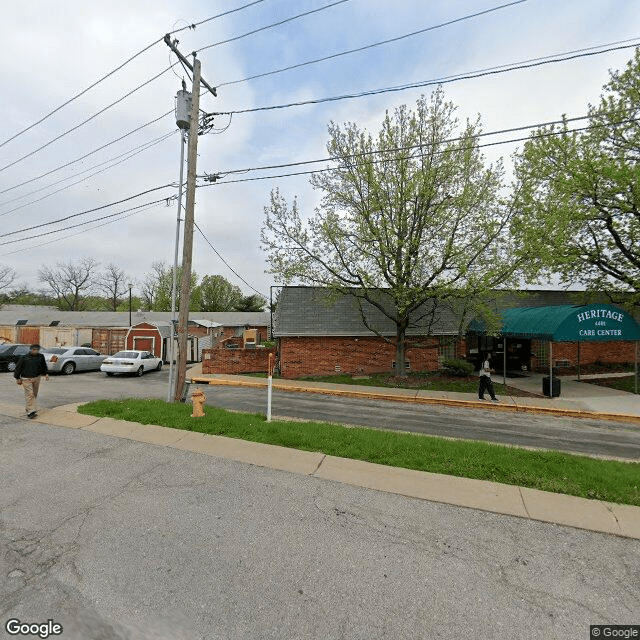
164,35,216,402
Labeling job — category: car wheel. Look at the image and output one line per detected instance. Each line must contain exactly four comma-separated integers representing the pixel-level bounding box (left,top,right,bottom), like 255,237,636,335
7,361,17,372
62,361,76,375
155,361,162,371
136,366,144,377
106,372,114,377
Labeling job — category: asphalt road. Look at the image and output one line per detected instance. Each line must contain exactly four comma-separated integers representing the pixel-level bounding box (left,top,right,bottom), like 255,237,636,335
2,369,640,460
196,385,640,460
1,418,638,640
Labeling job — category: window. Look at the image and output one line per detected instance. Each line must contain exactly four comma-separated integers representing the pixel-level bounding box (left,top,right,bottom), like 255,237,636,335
531,341,548,367
438,336,456,362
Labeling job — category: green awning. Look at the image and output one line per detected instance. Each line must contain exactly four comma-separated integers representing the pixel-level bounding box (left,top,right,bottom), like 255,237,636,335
499,304,640,342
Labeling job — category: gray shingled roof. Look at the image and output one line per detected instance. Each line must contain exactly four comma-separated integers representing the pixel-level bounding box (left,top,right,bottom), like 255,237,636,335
273,287,608,337
0,308,270,328
274,287,463,337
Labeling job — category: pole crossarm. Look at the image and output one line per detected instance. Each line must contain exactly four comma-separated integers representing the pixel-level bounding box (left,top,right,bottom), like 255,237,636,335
164,35,217,98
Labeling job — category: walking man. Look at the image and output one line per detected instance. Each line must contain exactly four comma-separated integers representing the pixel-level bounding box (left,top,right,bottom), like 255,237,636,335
14,344,48,418
478,351,499,403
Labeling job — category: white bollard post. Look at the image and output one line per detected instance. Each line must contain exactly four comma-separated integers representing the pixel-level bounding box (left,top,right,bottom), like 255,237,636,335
267,352,273,422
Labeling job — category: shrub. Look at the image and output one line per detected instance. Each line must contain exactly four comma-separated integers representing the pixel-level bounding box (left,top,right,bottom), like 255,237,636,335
261,340,276,348
441,358,475,376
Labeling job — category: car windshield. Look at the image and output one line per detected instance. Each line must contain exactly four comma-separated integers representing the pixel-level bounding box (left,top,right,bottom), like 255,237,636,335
111,351,139,359
43,347,67,354
0,344,11,353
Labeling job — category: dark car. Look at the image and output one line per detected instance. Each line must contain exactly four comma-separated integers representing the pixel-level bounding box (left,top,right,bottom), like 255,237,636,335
0,344,31,372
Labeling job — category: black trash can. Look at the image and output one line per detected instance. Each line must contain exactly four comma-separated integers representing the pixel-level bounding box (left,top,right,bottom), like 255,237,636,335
542,375,561,398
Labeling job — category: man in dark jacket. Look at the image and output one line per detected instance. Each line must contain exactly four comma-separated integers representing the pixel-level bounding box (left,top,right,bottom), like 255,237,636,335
14,344,48,418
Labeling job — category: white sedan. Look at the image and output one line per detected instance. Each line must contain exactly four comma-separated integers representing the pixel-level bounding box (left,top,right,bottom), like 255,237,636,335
100,350,163,377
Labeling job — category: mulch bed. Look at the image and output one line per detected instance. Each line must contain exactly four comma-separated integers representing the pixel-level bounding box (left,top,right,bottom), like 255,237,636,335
379,374,542,398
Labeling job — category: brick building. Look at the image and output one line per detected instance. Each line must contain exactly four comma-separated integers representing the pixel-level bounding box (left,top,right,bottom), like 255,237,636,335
273,287,640,379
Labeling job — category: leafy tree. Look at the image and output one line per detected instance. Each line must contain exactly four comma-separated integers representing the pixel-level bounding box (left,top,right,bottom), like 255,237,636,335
0,285,55,307
38,257,99,310
200,275,243,311
512,49,640,309
262,89,521,375
234,294,266,312
154,266,201,311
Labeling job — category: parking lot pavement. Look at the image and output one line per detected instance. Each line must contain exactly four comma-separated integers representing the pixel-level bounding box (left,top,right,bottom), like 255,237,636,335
0,368,168,409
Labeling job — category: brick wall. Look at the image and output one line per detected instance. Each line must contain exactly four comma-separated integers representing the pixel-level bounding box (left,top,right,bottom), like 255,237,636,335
531,340,636,372
279,336,441,378
202,347,275,375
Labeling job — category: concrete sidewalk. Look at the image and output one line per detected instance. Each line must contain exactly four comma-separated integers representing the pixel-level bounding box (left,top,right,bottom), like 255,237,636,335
188,366,640,425
2,400,639,541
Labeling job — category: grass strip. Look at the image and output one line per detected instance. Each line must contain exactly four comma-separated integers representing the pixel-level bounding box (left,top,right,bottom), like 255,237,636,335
584,375,639,394
78,398,640,507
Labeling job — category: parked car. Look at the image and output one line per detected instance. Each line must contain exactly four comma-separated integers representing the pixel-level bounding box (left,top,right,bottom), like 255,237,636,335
0,344,31,372
42,346,107,375
100,350,163,377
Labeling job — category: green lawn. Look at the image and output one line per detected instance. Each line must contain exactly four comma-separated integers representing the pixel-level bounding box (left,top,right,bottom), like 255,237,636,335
584,375,639,394
78,398,640,506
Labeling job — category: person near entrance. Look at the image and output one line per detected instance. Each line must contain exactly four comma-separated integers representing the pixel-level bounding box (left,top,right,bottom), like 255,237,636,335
14,344,49,418
478,352,499,402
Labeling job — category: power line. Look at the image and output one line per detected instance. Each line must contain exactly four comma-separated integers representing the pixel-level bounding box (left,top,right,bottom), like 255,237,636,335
0,0,265,150
0,183,176,239
194,222,266,297
216,0,527,88
202,112,632,178
0,110,173,197
0,40,165,151
170,0,266,35
0,65,176,175
198,0,352,52
210,38,640,116
200,116,640,187
0,201,163,257
0,132,176,217
0,198,172,247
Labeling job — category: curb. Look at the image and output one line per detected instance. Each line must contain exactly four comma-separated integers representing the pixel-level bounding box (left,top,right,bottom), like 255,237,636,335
190,376,640,426
3,402,639,541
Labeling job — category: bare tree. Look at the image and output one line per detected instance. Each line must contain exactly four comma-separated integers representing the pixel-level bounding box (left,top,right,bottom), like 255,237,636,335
140,261,166,310
0,264,16,292
96,263,131,311
38,257,99,310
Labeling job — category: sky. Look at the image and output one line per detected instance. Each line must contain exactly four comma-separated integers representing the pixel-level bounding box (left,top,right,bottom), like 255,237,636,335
1,0,639,304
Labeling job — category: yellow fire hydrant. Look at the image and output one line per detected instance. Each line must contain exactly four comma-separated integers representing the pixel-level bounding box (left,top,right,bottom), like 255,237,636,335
190,388,207,418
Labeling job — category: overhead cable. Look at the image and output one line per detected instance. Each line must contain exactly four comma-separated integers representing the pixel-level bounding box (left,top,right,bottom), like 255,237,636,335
198,0,352,52
0,111,173,197
0,132,176,217
195,222,266,297
0,0,264,149
0,183,177,239
0,66,176,174
216,0,527,88
211,38,640,115
201,117,640,187
0,198,172,247
0,202,163,257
